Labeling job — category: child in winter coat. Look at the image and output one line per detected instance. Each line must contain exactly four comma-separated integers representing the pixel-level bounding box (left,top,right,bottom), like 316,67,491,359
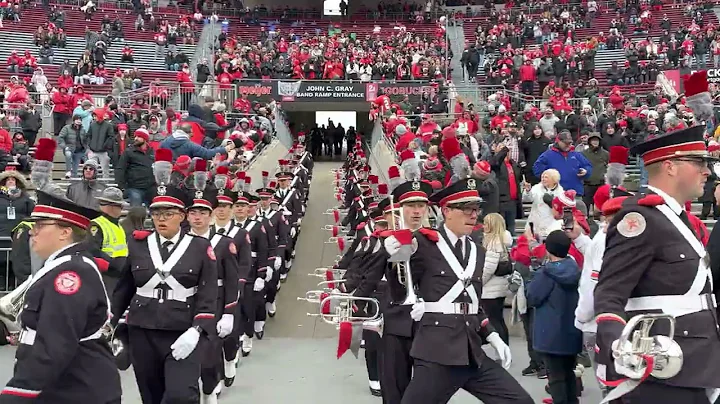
527,230,583,404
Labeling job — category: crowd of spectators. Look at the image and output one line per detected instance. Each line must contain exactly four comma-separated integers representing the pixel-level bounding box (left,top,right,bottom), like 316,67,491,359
201,15,449,83
458,0,718,94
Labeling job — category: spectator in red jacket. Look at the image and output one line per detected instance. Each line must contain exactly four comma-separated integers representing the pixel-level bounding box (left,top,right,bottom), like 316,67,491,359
0,127,12,153
177,63,194,110
519,59,537,95
52,87,73,136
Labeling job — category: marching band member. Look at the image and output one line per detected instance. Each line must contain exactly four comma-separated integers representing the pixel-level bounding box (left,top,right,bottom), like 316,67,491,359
256,175,290,316
209,168,252,387
594,124,720,402
386,136,533,404
233,181,269,357
247,192,277,338
0,191,121,404
275,161,303,274
336,184,388,272
185,161,241,404
111,149,219,404
352,159,432,404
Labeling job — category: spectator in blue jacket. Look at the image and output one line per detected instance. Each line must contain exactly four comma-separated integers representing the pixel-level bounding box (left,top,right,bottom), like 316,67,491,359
527,230,583,404
160,124,236,161
533,130,593,196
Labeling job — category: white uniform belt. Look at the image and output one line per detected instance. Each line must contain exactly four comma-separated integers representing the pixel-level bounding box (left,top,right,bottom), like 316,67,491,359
136,285,198,302
625,293,717,315
424,301,479,315
20,326,103,346
251,251,257,257
218,279,224,287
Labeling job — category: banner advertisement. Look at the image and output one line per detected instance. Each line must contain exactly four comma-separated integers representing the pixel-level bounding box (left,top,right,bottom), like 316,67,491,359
368,82,439,103
277,81,366,102
236,80,274,102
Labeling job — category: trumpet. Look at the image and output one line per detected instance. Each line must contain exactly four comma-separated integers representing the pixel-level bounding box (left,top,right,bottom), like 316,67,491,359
612,313,683,380
322,224,350,233
297,290,334,303
317,279,347,290
324,208,348,215
388,194,419,306
309,267,347,279
326,236,355,244
330,168,345,174
307,294,381,326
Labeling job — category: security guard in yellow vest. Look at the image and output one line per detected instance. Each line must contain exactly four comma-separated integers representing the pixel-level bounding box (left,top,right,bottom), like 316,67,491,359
10,220,36,282
88,187,128,292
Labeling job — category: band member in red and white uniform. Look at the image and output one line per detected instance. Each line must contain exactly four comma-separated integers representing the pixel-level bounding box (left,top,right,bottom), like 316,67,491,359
383,136,533,404
186,161,241,404
0,191,121,404
111,149,219,403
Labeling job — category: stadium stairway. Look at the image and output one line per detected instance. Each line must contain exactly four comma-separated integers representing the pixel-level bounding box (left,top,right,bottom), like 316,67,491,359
0,31,195,97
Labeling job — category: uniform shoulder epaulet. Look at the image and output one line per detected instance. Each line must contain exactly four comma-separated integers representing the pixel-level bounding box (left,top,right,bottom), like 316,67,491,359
637,194,664,207
356,222,366,230
418,227,439,242
133,230,153,240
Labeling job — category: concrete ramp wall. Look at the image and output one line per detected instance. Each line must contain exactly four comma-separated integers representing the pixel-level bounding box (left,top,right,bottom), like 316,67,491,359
246,139,290,189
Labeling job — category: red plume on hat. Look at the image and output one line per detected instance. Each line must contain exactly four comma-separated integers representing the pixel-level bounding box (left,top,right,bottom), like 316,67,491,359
609,146,629,165
683,70,713,123
154,148,174,187
216,166,229,175
441,136,470,185
194,159,207,172
155,148,173,163
607,146,628,187
399,148,420,181
31,138,56,190
261,170,270,188
236,171,246,180
34,138,56,162
388,165,403,192
377,183,389,196
368,175,379,184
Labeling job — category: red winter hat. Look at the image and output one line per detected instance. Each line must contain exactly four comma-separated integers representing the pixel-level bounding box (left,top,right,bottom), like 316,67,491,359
134,128,150,142
474,160,491,176
174,155,192,171
552,190,577,212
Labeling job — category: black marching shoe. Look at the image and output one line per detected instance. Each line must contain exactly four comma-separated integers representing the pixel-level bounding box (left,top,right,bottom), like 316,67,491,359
255,330,264,340
224,377,235,387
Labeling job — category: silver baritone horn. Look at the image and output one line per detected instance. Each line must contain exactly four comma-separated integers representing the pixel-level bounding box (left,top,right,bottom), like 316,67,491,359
306,294,381,327
612,313,683,380
0,278,31,341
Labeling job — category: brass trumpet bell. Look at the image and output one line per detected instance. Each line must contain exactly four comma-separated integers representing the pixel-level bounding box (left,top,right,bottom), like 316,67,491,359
612,313,683,380
326,236,355,244
298,290,330,303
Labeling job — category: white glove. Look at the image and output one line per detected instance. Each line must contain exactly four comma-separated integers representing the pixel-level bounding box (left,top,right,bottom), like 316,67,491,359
290,227,297,238
487,332,512,370
265,266,274,281
383,235,402,256
410,301,425,322
253,277,265,292
216,314,234,338
170,327,201,361
297,217,303,226
274,256,282,271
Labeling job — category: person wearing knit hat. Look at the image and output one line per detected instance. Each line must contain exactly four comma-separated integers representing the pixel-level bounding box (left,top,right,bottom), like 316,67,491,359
471,160,500,218
526,230,582,404
66,158,107,210
581,132,609,217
